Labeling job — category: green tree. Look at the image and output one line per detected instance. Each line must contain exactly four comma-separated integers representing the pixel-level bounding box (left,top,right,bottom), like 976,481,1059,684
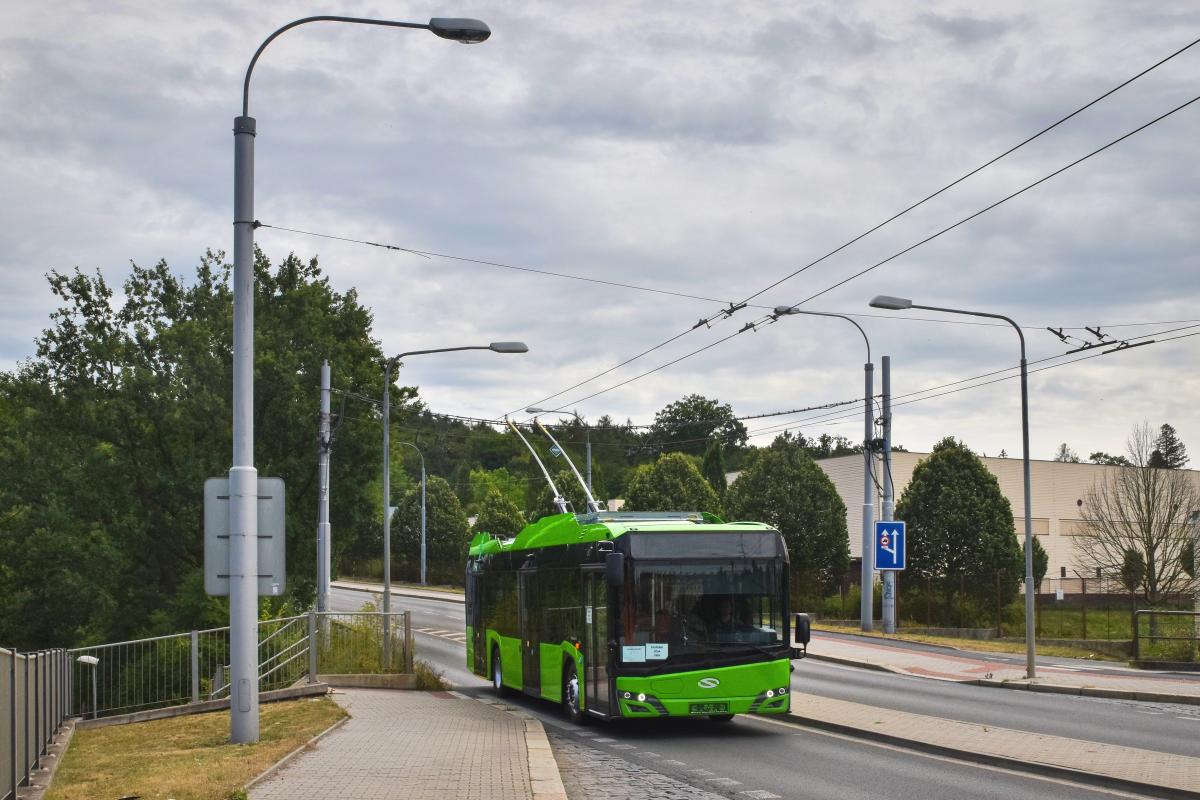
701,439,728,496
894,437,1024,607
0,249,399,648
1027,536,1049,587
1089,451,1130,466
472,489,526,540
393,476,469,586
623,452,721,514
465,467,526,514
724,438,849,601
650,394,747,455
1149,423,1189,468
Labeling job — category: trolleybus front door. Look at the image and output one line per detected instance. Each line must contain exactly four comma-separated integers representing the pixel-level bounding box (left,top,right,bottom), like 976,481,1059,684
584,571,610,715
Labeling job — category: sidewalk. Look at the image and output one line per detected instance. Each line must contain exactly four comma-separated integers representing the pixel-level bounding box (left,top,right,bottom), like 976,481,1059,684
809,631,1200,704
249,689,565,800
788,692,1200,798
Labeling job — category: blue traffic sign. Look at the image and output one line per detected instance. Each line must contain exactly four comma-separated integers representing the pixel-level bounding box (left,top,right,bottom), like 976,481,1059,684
873,521,906,571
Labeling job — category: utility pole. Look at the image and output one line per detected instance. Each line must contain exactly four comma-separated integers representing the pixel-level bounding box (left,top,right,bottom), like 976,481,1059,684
881,356,896,633
1191,510,1199,640
316,360,332,614
862,361,875,631
381,358,394,670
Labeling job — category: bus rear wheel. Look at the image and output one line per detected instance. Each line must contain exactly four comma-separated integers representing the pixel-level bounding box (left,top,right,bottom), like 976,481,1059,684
492,650,510,697
563,663,585,724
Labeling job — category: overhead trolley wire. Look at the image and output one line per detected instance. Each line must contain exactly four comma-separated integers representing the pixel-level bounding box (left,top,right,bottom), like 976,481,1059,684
530,91,1200,415
508,35,1200,416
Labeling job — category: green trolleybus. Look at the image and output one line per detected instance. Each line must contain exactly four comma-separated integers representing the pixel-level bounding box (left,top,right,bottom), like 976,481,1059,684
466,510,807,723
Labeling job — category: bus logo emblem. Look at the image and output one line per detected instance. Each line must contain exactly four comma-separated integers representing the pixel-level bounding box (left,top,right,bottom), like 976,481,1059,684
698,677,720,689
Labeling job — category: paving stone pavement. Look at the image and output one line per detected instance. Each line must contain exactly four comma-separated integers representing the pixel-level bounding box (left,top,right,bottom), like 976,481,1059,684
549,733,728,800
251,689,532,800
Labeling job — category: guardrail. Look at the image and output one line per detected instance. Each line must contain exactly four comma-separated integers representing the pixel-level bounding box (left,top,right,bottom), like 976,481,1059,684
1132,609,1199,666
66,611,411,721
2,648,71,800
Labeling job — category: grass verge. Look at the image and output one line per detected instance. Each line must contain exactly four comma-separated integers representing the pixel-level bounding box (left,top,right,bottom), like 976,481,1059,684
813,623,1124,662
46,697,346,800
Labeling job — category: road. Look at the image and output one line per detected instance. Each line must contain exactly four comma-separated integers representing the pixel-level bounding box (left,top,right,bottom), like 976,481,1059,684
332,586,1194,799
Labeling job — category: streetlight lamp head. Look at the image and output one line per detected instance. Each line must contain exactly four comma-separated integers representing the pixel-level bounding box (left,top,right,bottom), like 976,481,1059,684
773,306,798,316
869,295,913,311
489,341,528,353
428,18,491,43
525,407,547,414
77,655,99,666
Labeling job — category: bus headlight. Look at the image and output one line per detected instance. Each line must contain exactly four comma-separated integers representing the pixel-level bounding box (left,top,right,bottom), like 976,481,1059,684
766,690,775,698
779,686,788,694
623,692,632,699
637,693,647,702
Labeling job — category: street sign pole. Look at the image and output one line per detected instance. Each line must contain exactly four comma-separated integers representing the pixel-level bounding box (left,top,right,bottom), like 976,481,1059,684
881,356,897,633
861,361,875,632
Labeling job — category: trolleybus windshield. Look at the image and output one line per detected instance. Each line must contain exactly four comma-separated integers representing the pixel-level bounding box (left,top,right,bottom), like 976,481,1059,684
626,560,785,660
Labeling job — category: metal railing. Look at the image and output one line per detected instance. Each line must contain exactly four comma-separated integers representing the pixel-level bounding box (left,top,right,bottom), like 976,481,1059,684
1133,609,1200,665
66,610,411,721
2,648,71,800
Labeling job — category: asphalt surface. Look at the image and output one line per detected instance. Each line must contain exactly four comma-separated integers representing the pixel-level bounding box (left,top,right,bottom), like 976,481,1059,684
332,586,1190,799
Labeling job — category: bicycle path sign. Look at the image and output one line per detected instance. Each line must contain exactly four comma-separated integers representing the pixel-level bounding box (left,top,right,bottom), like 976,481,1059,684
873,520,906,571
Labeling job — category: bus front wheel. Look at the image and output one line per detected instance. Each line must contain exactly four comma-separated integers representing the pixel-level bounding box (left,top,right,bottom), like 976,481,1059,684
492,650,510,697
563,663,585,724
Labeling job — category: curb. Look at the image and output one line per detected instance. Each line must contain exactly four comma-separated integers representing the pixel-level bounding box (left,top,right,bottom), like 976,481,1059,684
17,717,76,800
523,718,568,800
808,651,1200,706
243,713,351,794
779,712,1200,800
333,580,466,604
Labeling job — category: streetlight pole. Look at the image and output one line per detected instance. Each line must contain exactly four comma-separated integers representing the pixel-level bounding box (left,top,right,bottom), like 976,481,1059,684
869,295,1037,678
525,407,592,495
774,306,875,631
231,14,491,743
381,341,527,666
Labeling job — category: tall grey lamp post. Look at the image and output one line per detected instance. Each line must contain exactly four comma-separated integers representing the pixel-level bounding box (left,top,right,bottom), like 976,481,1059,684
525,407,592,494
231,14,491,744
773,306,875,631
869,295,1037,678
381,341,527,667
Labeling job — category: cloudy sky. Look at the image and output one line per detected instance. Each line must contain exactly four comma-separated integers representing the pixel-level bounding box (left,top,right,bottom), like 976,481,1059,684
2,1,1198,461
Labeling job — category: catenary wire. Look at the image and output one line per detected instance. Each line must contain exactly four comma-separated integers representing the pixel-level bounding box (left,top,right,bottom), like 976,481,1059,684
509,38,1200,415
534,93,1200,414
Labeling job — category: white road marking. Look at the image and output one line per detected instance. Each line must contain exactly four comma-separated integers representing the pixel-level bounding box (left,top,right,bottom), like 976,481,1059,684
610,743,636,750
738,791,781,799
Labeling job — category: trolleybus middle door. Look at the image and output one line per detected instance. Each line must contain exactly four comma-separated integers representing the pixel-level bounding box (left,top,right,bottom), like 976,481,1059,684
584,570,611,715
519,569,539,695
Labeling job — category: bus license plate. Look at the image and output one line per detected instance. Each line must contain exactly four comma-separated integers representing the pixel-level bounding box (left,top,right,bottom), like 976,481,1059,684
689,702,728,715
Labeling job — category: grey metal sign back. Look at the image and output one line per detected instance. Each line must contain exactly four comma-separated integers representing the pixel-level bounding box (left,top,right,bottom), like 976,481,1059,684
204,477,286,596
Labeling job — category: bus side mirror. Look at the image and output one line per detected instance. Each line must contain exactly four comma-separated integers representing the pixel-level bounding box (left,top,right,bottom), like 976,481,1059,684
606,552,625,588
794,613,811,645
